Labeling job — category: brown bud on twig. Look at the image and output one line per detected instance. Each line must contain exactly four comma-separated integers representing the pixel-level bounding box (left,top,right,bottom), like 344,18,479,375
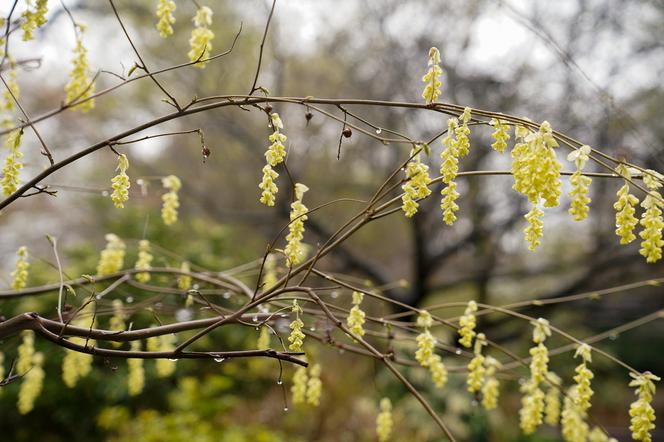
265,104,273,113
342,128,352,138
202,146,211,162
305,111,313,123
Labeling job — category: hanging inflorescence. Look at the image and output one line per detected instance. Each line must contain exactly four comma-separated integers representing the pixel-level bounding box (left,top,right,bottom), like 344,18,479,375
188,6,214,68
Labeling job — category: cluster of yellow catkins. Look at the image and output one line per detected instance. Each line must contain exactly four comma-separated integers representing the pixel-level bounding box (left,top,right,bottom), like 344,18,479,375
17,331,44,415
440,108,472,225
519,318,551,434
134,240,153,283
96,233,126,275
376,397,394,442
629,371,660,442
108,299,125,348
489,118,510,153
21,0,48,41
544,372,562,426
188,6,214,67
257,325,271,349
259,113,288,206
638,171,663,263
414,310,448,388
147,333,177,377
62,302,96,388
346,291,366,338
110,154,130,208
156,0,176,38
567,145,592,221
262,253,278,290
614,164,640,244
573,344,594,412
161,175,182,226
511,122,562,251
287,299,305,352
178,261,192,290
10,246,30,290
401,145,432,217
127,341,145,396
2,64,20,112
2,129,24,196
65,28,95,112
291,359,323,407
467,333,487,393
457,300,477,348
421,47,443,104
284,183,309,266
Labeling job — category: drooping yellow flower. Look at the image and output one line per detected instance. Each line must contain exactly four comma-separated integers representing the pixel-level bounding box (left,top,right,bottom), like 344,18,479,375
96,233,126,275
17,352,44,414
614,164,640,244
628,371,660,442
259,164,279,206
415,329,435,367
524,204,544,251
65,30,95,112
147,333,177,377
62,302,96,387
291,364,308,405
2,129,24,196
544,372,562,426
455,107,472,158
188,6,214,68
481,356,501,410
262,253,278,289
127,341,145,396
458,300,478,348
110,154,130,208
376,398,393,442
108,299,125,348
401,147,432,217
489,118,510,153
429,354,448,389
155,0,176,38
638,171,663,263
1,64,20,111
10,246,30,290
529,343,549,385
346,291,366,338
265,113,287,166
134,240,153,283
287,299,305,352
440,118,460,184
519,383,545,435
306,363,322,406
572,344,594,412
467,333,486,393
161,175,182,226
416,310,433,328
177,261,192,290
561,386,589,442
16,330,35,375
21,0,48,41
440,181,460,226
567,145,592,221
284,183,309,266
421,47,443,104
257,325,270,349
588,427,617,442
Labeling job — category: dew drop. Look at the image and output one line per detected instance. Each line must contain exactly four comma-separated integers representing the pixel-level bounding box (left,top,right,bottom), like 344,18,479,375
375,128,382,134
277,380,283,385
330,291,339,299
222,292,231,299
283,407,289,412
126,296,134,303
168,358,178,362
455,348,462,355
101,190,109,197
309,327,316,332
213,357,225,363
255,326,259,331
252,315,259,322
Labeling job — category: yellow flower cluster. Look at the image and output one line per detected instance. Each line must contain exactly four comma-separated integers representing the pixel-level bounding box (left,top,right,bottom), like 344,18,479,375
467,333,487,393
519,383,545,434
284,183,309,266
147,333,177,377
489,118,510,153
401,147,432,217
266,113,287,166
127,341,145,396
156,0,176,38
544,372,561,426
257,325,270,349
573,344,594,412
62,302,95,387
429,354,448,389
628,371,660,442
415,329,435,367
109,299,125,348
346,291,366,338
519,318,552,434
96,233,126,275
110,154,130,208
306,363,322,406
2,65,20,111
455,108,472,157
561,386,589,442
588,427,618,442
439,111,471,226
188,6,214,67
481,356,501,410
414,310,448,388
567,145,592,221
376,398,393,442
614,165,639,244
178,261,192,290
11,246,30,290
17,352,44,414
291,364,308,405
639,171,663,263
17,330,35,374
2,129,24,196
523,205,544,251
458,300,478,348
288,299,305,352
422,47,443,104
65,31,95,112
259,165,279,206
161,175,182,226
440,118,460,184
262,253,278,289
134,240,153,283
21,0,48,41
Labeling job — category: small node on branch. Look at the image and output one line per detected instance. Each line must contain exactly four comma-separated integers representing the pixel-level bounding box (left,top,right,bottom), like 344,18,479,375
342,128,352,138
